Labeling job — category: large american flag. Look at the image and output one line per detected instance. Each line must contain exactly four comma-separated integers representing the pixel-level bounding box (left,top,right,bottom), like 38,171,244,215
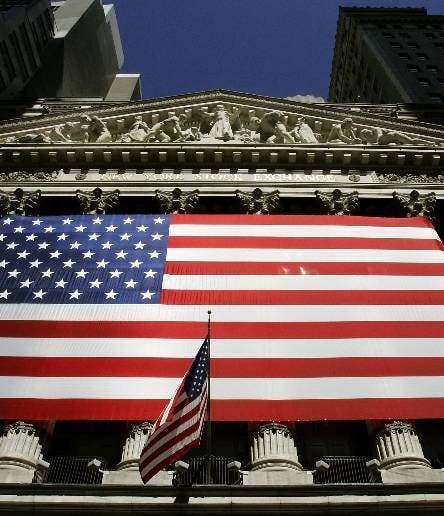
139,337,209,483
0,213,444,421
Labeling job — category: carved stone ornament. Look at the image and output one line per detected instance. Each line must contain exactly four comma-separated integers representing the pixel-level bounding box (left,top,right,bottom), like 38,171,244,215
0,170,59,182
155,188,199,214
375,421,431,470
236,188,280,214
0,188,41,216
250,423,302,471
0,422,48,478
378,173,444,184
117,422,153,471
76,188,120,214
315,189,359,215
2,101,442,147
392,190,436,221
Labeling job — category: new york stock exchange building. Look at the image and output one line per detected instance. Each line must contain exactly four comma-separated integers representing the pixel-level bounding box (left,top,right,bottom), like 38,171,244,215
3,11,444,516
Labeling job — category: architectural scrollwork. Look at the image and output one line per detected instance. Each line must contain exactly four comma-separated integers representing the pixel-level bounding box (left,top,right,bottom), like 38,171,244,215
155,188,199,214
76,188,120,214
236,188,280,214
315,189,359,215
378,173,444,184
0,188,41,216
0,170,59,182
392,190,436,221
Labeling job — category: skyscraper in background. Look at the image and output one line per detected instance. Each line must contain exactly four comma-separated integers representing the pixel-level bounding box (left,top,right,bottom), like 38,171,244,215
329,7,444,103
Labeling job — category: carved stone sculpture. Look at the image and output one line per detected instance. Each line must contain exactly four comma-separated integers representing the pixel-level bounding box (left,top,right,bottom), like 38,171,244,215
374,421,430,470
236,188,280,214
315,189,359,215
208,105,234,140
0,170,59,182
327,118,361,144
120,115,150,142
360,127,433,146
291,117,319,143
392,190,436,220
155,188,199,214
0,188,41,216
79,115,112,143
76,188,120,214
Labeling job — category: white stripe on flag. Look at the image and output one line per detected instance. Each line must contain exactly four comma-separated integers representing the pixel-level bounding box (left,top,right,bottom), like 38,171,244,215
3,376,444,399
166,248,444,263
162,274,444,291
169,224,439,240
1,304,444,321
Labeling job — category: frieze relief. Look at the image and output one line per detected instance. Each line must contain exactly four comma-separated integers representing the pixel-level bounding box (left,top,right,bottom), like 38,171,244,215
0,170,59,182
1,102,443,148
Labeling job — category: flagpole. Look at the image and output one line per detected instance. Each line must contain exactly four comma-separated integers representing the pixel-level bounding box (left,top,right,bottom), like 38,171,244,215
206,310,212,479
206,310,211,448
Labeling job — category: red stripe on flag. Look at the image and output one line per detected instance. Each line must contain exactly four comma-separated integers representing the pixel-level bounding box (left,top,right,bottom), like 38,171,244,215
164,261,444,276
1,321,444,339
171,214,434,227
161,290,444,305
3,357,444,378
168,236,443,250
2,398,444,421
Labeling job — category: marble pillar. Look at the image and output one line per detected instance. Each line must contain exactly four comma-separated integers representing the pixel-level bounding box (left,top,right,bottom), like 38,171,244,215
103,422,170,485
0,422,48,483
375,421,430,470
245,423,312,485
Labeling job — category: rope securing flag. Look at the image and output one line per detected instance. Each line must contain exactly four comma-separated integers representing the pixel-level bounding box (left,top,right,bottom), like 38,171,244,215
139,337,209,484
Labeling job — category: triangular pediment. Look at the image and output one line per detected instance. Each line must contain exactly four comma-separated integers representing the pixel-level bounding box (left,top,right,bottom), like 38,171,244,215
1,90,444,147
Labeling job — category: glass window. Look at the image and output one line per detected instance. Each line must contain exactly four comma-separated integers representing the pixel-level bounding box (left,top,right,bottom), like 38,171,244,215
31,21,42,54
427,65,439,73
408,65,419,72
19,23,37,72
9,31,28,81
37,15,48,45
398,52,409,60
418,78,431,86
0,69,6,92
0,40,16,80
424,33,436,39
416,53,428,60
390,41,401,48
407,42,419,49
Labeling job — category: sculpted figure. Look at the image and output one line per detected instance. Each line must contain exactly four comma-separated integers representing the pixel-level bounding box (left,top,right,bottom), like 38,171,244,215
360,127,434,146
0,188,41,216
392,190,436,220
315,189,359,215
155,188,199,214
146,116,189,143
327,118,361,144
76,188,120,214
291,117,319,143
79,115,112,143
233,116,261,142
124,115,150,142
236,188,280,214
7,132,52,144
208,106,234,140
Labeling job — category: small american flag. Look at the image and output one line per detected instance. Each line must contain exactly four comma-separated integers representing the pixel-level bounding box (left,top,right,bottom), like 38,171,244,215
139,337,209,484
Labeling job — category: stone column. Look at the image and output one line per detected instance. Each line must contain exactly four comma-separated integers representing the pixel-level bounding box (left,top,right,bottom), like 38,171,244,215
245,423,312,485
116,422,153,471
375,421,430,470
103,422,170,485
0,422,48,483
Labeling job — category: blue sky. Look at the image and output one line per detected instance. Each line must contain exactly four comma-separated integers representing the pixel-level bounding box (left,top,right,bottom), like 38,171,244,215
112,0,444,100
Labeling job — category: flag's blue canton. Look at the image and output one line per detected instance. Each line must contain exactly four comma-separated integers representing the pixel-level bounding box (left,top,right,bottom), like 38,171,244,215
184,338,209,401
0,214,170,304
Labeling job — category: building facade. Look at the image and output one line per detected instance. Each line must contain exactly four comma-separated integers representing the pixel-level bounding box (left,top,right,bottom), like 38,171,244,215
0,90,444,514
329,7,444,104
